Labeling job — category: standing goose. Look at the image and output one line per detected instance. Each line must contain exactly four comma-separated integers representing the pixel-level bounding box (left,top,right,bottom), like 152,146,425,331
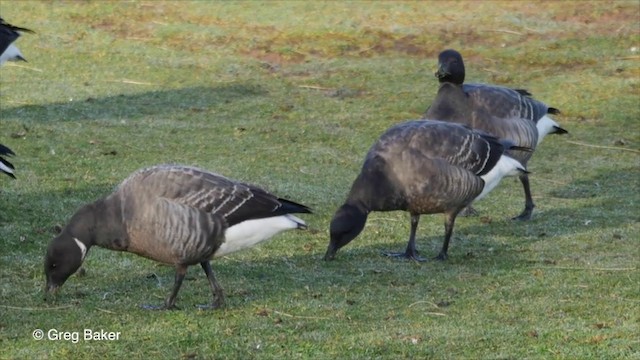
0,18,34,65
45,164,311,310
424,49,567,220
0,144,16,179
324,120,528,262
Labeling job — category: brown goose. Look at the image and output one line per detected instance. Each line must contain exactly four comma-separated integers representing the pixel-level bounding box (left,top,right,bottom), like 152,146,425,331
424,49,567,220
0,144,15,179
324,120,528,262
45,164,311,310
0,18,34,65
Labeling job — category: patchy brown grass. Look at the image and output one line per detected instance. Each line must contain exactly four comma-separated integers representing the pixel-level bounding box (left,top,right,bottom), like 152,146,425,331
58,1,638,66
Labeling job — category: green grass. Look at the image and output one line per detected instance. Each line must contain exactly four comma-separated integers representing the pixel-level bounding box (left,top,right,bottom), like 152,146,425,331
1,1,639,359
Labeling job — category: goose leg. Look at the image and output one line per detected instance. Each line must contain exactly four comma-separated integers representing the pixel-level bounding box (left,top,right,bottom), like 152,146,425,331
513,173,535,221
142,265,187,310
383,214,427,262
435,212,458,261
196,261,225,310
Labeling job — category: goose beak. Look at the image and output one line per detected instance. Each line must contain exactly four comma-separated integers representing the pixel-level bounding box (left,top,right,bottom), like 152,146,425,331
435,63,448,79
44,283,59,301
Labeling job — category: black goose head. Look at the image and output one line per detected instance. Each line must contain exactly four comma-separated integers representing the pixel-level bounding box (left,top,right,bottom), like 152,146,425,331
44,233,87,296
324,203,368,261
435,49,465,85
44,205,95,298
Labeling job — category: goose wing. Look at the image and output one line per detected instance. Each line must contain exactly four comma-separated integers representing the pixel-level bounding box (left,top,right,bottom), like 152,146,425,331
464,84,552,124
381,120,506,175
119,165,309,228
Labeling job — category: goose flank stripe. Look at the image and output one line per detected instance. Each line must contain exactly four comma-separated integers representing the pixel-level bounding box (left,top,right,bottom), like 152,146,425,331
0,144,16,179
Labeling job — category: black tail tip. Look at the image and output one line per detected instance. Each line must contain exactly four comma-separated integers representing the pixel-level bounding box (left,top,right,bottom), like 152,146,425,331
553,126,568,135
548,107,561,115
510,145,534,153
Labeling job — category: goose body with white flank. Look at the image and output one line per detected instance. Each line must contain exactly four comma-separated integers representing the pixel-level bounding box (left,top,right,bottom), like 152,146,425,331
45,164,311,310
325,120,528,262
424,49,567,220
0,18,34,65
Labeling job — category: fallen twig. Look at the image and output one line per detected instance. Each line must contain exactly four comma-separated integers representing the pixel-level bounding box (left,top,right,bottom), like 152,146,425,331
614,55,640,60
105,79,156,85
565,140,640,154
298,85,335,91
542,266,636,271
484,29,524,36
5,63,43,72
272,310,329,320
96,308,117,314
0,304,73,311
408,300,440,308
425,312,447,316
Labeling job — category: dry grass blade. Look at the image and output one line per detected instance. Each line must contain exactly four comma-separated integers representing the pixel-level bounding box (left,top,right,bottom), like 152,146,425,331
565,140,640,154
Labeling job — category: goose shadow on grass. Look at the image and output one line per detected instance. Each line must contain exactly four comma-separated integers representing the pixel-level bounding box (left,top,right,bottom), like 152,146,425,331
0,83,266,123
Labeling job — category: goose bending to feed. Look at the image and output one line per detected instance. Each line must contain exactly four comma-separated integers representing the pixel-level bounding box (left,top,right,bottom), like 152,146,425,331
0,144,16,179
424,49,567,220
0,18,34,65
45,164,311,310
324,120,529,262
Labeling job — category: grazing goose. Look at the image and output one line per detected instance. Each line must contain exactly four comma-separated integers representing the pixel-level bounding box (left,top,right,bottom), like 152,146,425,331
0,144,16,179
45,164,311,310
423,49,567,220
324,120,529,262
0,18,34,65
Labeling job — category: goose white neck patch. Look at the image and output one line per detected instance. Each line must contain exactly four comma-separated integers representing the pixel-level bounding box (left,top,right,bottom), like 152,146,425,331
73,238,88,260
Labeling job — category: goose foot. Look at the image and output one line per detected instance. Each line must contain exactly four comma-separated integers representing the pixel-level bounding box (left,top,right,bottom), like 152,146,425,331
434,251,448,261
382,251,427,262
512,208,533,221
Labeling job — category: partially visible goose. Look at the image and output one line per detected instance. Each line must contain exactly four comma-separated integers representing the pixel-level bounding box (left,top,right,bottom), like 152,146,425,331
0,144,16,179
324,120,529,262
0,18,34,65
45,164,311,310
424,49,567,220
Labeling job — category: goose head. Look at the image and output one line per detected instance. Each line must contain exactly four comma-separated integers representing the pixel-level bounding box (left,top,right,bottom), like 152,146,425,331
435,49,465,85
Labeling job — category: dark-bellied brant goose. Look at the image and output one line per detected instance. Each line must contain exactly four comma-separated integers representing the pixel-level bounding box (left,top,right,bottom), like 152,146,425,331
324,120,529,262
0,144,16,179
0,18,34,65
424,49,567,220
45,164,311,310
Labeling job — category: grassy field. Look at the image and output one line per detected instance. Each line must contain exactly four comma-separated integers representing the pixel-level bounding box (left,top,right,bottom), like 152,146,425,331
1,1,639,359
